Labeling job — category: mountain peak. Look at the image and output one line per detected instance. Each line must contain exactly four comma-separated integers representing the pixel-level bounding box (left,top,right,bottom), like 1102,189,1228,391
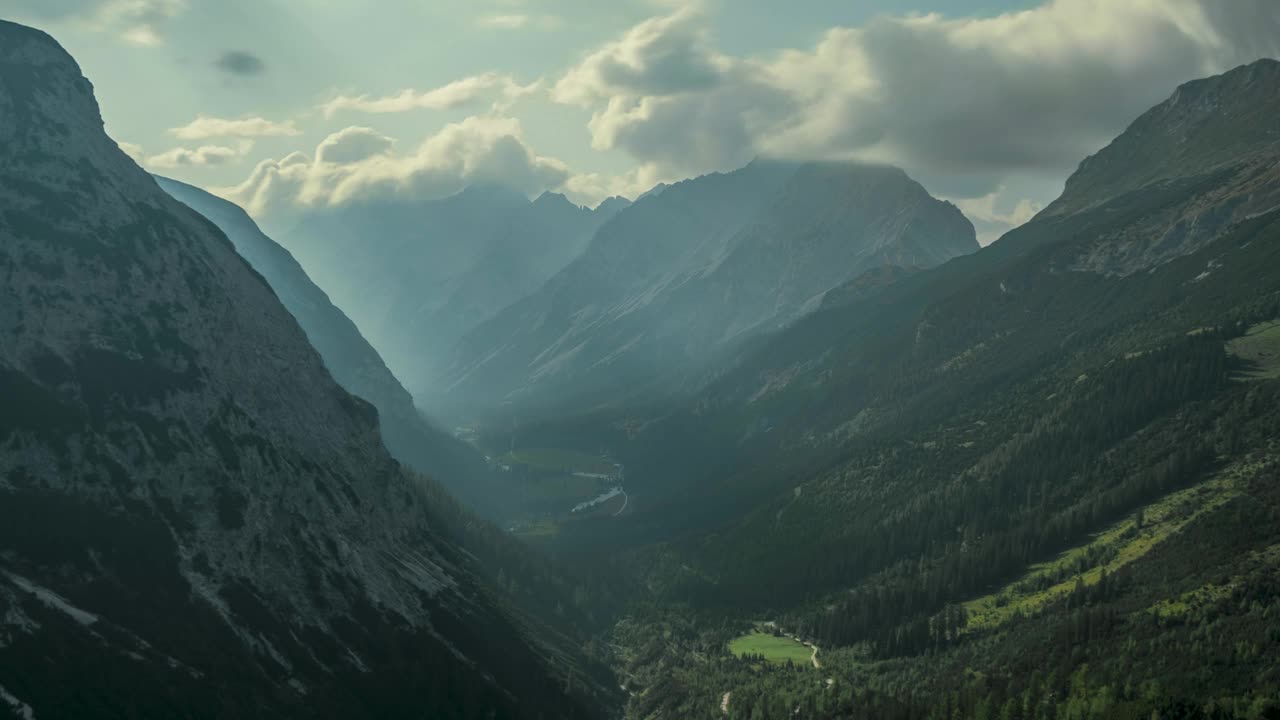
0,20,79,96
594,195,633,215
637,183,669,201
533,190,576,209
2,19,97,148
0,19,158,215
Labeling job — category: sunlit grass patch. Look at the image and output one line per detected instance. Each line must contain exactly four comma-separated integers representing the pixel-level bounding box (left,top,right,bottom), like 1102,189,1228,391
964,468,1243,630
729,632,814,666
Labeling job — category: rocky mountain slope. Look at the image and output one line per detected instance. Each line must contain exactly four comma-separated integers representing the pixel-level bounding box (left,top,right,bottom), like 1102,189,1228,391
438,160,977,418
281,185,626,396
0,20,599,718
156,178,496,514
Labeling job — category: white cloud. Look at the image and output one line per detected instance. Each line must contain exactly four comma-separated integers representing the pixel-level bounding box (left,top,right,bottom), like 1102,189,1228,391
119,23,163,46
321,73,541,117
553,9,727,105
219,116,572,216
314,126,396,165
146,140,253,169
951,190,1044,245
562,164,669,207
96,0,185,24
553,0,1280,196
169,115,301,141
477,13,562,30
550,9,792,176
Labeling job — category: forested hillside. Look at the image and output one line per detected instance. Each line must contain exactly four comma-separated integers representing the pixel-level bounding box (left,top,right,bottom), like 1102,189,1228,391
500,61,1280,720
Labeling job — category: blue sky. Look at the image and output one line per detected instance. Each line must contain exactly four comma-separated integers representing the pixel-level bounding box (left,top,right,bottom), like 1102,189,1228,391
9,0,1280,242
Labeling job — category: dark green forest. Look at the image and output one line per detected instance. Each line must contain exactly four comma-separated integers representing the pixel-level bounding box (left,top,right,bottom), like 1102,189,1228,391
539,210,1280,719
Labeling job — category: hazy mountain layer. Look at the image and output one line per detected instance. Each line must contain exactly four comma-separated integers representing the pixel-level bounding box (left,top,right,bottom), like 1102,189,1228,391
281,185,626,395
440,160,977,418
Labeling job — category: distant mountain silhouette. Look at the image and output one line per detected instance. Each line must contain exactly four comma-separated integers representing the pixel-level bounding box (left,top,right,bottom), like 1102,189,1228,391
280,185,627,396
438,159,977,418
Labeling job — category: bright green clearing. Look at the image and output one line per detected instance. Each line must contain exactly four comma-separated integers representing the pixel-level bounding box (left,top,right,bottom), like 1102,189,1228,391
498,447,617,474
1228,320,1280,379
963,464,1245,630
729,632,814,666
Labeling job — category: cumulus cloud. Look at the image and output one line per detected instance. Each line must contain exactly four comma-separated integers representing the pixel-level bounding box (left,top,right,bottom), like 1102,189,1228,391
313,126,396,165
554,0,1280,196
553,9,728,105
551,9,793,175
951,190,1045,246
170,115,301,141
321,73,541,117
215,50,267,77
219,117,572,217
145,140,253,169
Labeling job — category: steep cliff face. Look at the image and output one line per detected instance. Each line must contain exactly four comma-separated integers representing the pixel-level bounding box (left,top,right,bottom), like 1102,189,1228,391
0,20,593,718
156,178,495,514
439,160,976,417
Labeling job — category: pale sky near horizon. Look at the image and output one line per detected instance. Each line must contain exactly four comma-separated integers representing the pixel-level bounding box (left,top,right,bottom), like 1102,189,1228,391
8,0,1280,242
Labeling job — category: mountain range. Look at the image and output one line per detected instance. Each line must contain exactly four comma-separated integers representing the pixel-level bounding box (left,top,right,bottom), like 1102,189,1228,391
436,160,978,418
